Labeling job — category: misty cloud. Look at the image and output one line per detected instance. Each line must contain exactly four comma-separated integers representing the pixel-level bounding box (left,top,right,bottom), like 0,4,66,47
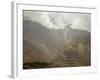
23,11,91,31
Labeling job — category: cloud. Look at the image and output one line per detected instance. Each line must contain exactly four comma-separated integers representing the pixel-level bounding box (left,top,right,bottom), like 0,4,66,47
23,11,91,31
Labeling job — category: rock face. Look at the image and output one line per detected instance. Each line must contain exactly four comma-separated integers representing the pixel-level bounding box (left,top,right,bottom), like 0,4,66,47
23,20,91,69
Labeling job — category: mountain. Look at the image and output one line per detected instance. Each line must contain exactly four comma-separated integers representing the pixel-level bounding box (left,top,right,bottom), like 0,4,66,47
63,24,91,66
23,20,65,63
23,20,91,69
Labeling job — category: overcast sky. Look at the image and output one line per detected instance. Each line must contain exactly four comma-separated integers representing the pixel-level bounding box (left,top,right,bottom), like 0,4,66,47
23,11,91,32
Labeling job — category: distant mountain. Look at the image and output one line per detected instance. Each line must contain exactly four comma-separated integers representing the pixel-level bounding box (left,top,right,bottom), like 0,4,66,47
64,24,90,44
63,24,91,66
23,20,91,68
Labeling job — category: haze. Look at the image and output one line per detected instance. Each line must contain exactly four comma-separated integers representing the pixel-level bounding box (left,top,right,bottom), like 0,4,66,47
23,11,91,32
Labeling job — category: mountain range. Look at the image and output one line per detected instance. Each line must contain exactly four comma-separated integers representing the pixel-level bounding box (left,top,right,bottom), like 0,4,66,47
23,20,91,69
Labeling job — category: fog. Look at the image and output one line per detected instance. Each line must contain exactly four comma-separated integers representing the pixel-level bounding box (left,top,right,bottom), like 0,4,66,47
23,11,91,32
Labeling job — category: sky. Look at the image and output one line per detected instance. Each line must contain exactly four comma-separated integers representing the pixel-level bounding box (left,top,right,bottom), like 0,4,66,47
23,10,91,32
